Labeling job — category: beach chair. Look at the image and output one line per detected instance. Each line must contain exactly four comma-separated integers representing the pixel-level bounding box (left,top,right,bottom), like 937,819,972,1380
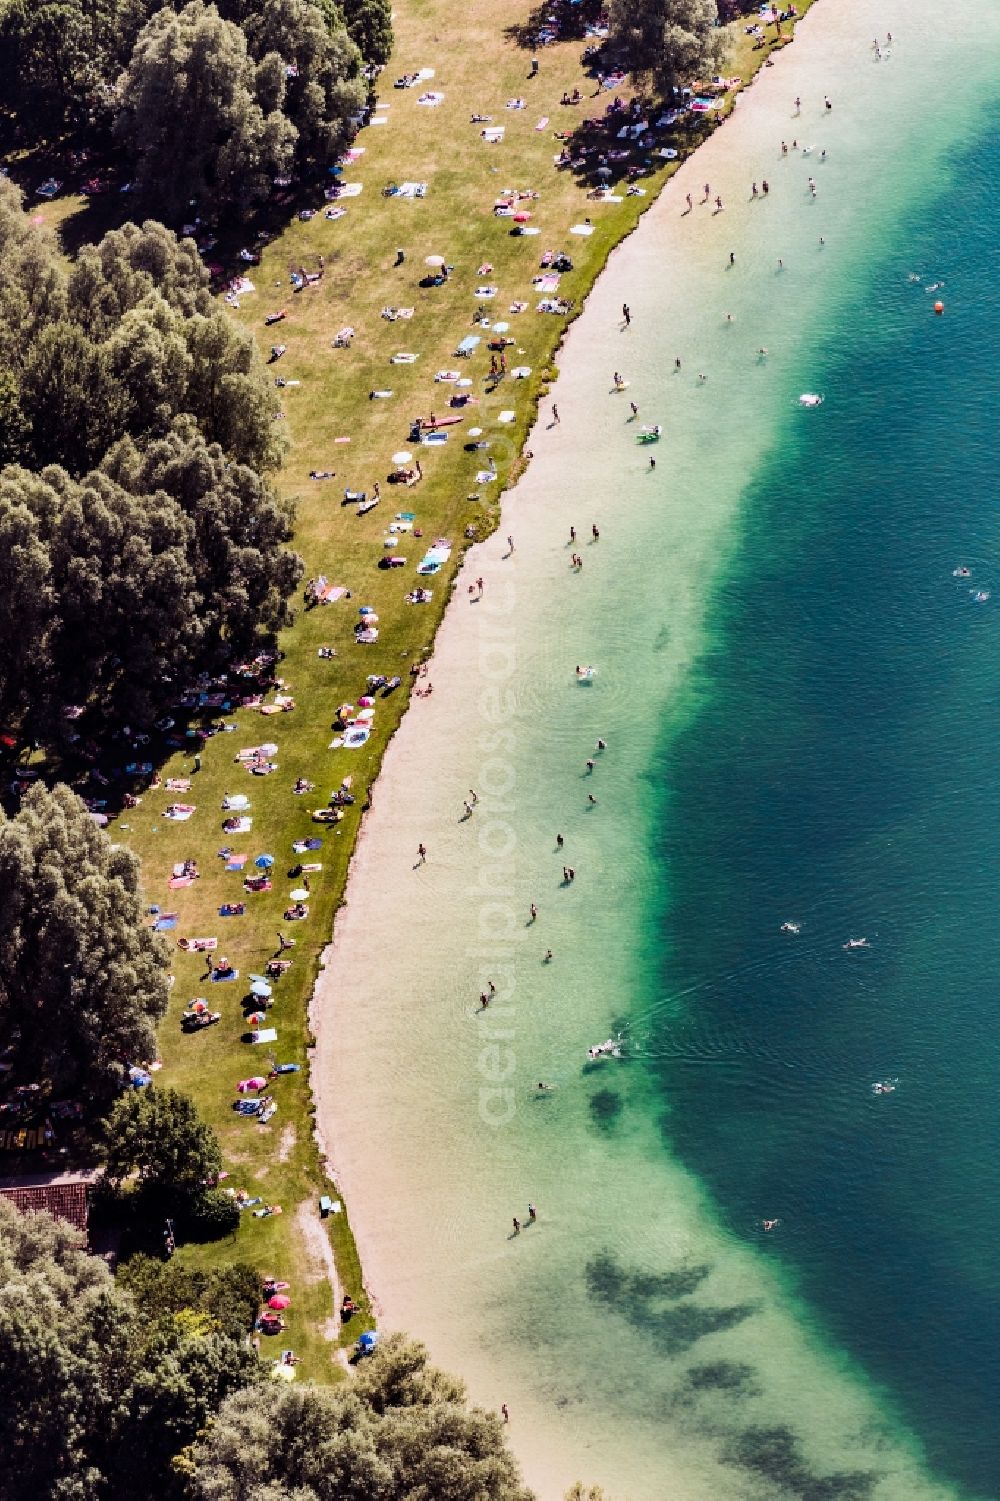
319,1194,333,1217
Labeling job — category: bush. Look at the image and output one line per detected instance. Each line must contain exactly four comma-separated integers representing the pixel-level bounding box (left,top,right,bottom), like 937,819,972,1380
180,1188,241,1242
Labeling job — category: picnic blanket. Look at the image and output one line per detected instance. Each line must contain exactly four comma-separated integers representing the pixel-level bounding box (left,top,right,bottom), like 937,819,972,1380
309,577,346,605
168,875,195,889
153,915,178,931
225,854,249,871
222,817,253,833
211,967,240,982
164,804,196,820
417,544,452,575
178,937,217,952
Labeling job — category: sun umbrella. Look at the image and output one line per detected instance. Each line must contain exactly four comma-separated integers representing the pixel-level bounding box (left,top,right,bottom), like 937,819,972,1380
188,999,208,1014
248,1012,267,1027
289,888,309,901
424,254,445,267
513,211,531,222
392,449,413,466
250,980,272,999
238,1077,267,1092
268,1294,291,1310
596,165,612,179
255,854,275,869
468,427,483,437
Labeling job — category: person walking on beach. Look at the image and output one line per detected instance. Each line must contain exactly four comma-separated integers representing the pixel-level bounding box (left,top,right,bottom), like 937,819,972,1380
762,179,770,195
630,400,638,418
551,403,559,424
702,182,710,201
417,843,427,864
569,525,576,542
592,524,600,541
685,192,692,212
501,1404,510,1422
729,251,735,265
507,534,514,554
469,788,479,805
715,195,724,212
556,833,564,848
512,1217,521,1235
622,302,631,326
529,902,538,922
528,1203,537,1222
463,799,473,818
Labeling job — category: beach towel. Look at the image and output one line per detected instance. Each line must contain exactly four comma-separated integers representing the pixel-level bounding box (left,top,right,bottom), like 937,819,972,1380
417,91,444,105
223,817,253,834
338,182,364,196
509,301,528,313
168,875,195,889
222,794,250,811
482,127,505,143
498,410,515,423
179,937,217,952
435,370,460,383
534,274,560,291
474,286,498,298
225,854,249,870
293,838,323,853
165,778,192,792
391,352,418,363
164,804,196,820
535,117,549,129
512,365,531,378
570,224,595,236
251,1028,278,1044
211,967,240,982
153,915,178,931
396,183,427,200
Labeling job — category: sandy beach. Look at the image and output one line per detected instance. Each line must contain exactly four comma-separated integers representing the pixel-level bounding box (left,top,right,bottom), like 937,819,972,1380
311,1,1000,1495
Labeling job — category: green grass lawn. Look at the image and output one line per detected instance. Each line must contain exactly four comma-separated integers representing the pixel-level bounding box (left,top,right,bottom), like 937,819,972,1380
35,0,816,1378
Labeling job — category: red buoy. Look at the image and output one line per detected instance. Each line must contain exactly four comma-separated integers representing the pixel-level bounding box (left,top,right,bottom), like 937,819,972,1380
934,301,944,315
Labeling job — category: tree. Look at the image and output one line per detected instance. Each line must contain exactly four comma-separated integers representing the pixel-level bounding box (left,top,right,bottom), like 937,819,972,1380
0,0,122,130
178,312,284,469
0,1197,262,1501
103,1086,222,1195
67,219,212,338
0,783,170,1102
187,1333,535,1501
20,320,131,471
117,1255,261,1340
241,0,365,173
0,178,67,376
114,1,296,223
0,479,55,731
105,425,302,642
0,1195,138,1501
339,0,393,69
607,0,723,96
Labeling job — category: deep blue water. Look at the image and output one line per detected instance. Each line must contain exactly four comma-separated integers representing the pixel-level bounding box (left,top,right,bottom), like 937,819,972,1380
653,105,1000,1499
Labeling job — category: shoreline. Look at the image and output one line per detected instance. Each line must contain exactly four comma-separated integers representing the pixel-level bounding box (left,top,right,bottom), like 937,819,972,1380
310,0,829,1323
307,0,854,1472
303,0,824,1322
305,0,1000,1493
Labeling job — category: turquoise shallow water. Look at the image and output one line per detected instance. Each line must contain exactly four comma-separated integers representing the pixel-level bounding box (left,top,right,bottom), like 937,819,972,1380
320,5,1000,1496
655,105,1000,1499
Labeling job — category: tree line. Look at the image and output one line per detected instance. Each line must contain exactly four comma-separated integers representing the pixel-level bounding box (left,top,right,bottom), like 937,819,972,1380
0,0,393,222
0,182,302,747
0,1192,538,1501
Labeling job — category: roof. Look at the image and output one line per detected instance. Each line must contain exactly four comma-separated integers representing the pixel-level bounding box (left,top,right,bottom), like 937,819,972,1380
0,1180,89,1234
